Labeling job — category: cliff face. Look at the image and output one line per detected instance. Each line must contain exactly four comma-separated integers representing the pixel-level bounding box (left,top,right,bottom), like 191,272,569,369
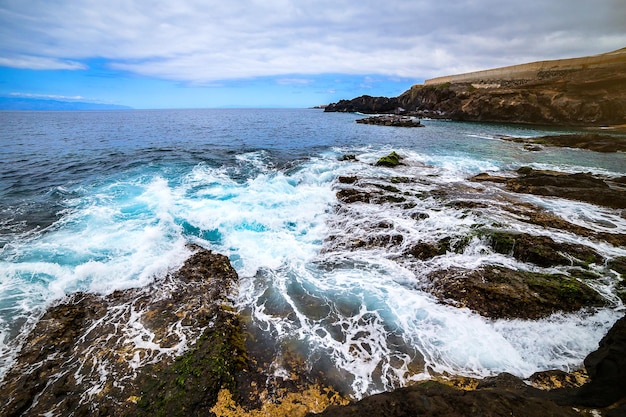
325,48,626,126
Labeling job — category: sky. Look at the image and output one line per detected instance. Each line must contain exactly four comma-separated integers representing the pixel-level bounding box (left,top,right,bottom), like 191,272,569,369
0,0,625,109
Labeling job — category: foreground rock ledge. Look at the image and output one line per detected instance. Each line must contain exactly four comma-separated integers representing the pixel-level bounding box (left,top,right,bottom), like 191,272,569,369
0,247,348,417
309,316,626,417
0,247,246,417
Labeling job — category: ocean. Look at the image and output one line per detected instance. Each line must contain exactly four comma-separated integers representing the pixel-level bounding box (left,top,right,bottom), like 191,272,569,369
1,108,625,397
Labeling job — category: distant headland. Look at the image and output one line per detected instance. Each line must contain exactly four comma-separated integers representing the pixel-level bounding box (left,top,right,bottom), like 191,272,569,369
0,96,132,111
325,47,626,127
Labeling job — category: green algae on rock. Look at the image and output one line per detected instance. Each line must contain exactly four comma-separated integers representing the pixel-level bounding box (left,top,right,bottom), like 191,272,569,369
375,151,401,167
429,266,606,320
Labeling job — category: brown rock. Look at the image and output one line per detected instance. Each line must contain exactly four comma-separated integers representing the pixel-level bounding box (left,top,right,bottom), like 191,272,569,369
428,266,605,320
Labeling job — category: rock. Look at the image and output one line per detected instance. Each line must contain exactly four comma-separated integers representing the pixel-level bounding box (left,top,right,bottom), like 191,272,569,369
355,115,423,127
324,95,400,114
574,315,626,407
472,167,626,209
309,378,579,417
406,236,470,260
504,133,626,153
326,48,626,127
498,202,626,247
0,247,244,417
482,230,603,268
340,154,358,161
337,175,358,184
375,151,401,167
311,315,626,417
428,265,605,319
471,172,509,183
529,370,588,390
506,168,626,209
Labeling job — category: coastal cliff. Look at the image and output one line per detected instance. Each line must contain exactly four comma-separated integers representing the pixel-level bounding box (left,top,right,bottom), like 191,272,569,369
325,47,626,126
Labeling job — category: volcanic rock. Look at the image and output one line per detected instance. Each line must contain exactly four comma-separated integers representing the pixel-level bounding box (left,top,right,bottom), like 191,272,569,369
472,167,626,209
0,247,244,417
356,115,423,127
428,265,605,320
326,48,626,127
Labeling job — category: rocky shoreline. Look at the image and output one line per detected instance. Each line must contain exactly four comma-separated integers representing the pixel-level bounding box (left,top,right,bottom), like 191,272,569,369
2,151,626,416
2,246,623,416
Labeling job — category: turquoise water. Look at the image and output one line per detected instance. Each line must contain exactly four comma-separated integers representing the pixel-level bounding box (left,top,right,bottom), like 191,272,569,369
1,109,625,396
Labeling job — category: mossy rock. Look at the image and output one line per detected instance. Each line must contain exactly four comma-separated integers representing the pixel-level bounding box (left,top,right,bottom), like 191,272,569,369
407,236,471,260
429,266,605,319
480,230,603,268
375,151,401,167
135,308,247,417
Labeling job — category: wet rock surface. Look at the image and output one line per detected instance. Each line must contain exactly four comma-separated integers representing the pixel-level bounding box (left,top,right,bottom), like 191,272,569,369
472,167,626,209
502,133,626,153
0,247,348,417
0,247,243,417
429,265,605,320
310,377,579,417
355,115,423,127
329,153,624,322
310,315,626,416
575,315,626,408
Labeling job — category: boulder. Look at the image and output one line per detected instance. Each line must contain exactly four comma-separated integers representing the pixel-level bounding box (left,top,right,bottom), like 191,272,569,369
375,151,401,167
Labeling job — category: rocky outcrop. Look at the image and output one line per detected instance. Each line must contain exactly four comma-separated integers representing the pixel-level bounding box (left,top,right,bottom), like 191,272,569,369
375,151,402,167
574,315,626,408
326,48,626,127
0,247,245,417
310,376,581,417
429,266,605,320
501,133,626,153
324,95,399,113
472,167,626,209
356,115,423,127
329,161,623,320
0,247,349,417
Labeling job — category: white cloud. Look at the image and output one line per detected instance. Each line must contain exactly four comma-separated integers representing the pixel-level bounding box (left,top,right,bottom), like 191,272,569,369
0,55,87,70
276,78,313,85
9,92,86,100
0,0,624,81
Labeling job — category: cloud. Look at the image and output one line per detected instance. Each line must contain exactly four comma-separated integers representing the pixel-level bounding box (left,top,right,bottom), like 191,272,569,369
1,0,624,82
9,92,86,100
276,78,313,86
0,55,87,70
